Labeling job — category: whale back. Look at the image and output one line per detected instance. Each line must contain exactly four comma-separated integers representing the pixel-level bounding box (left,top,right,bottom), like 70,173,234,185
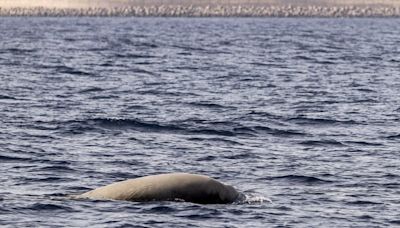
79,173,239,204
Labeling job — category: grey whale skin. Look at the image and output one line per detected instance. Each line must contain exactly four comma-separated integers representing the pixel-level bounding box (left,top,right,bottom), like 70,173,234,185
78,173,239,204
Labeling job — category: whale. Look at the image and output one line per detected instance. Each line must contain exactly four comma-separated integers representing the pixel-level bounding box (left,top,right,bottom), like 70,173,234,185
77,173,240,204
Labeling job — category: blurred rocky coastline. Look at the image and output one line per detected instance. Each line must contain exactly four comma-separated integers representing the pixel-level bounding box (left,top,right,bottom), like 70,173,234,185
1,5,400,17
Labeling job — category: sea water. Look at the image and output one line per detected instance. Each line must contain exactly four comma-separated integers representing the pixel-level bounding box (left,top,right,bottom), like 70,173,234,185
0,17,399,227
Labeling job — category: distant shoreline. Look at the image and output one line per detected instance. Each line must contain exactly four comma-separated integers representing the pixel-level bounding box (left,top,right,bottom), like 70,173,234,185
1,5,400,17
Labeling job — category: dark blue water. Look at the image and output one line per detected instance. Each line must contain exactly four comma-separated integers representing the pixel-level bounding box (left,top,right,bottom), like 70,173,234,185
1,17,399,227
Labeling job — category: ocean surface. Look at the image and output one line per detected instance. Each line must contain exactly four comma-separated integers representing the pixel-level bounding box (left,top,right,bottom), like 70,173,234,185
0,17,399,227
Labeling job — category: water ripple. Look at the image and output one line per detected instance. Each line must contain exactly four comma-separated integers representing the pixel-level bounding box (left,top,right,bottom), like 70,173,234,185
0,17,399,227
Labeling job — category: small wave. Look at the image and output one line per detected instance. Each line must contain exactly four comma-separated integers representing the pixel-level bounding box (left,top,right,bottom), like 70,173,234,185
4,48,37,54
314,60,336,65
136,42,158,49
92,118,183,132
58,118,310,138
299,139,345,147
357,88,377,93
249,62,283,68
346,200,383,205
172,44,206,52
60,118,244,137
135,61,154,65
55,65,93,76
236,193,271,204
18,176,75,183
106,160,147,168
247,110,282,119
272,175,333,185
390,220,400,225
186,137,243,145
293,55,314,61
136,89,188,96
310,48,331,54
78,87,104,93
192,129,236,137
224,153,258,160
60,120,97,135
0,154,32,162
287,117,358,125
174,66,202,71
34,165,76,172
132,68,158,75
0,95,17,100
177,52,192,56
27,121,63,131
382,183,399,189
387,134,400,139
115,53,158,59
147,205,176,213
126,105,148,110
252,126,306,137
90,95,120,100
196,155,216,161
344,141,384,146
57,118,160,134
186,102,229,109
357,215,374,220
27,203,76,212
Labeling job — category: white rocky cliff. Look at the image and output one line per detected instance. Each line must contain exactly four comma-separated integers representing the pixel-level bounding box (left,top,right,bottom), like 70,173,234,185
0,0,399,16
